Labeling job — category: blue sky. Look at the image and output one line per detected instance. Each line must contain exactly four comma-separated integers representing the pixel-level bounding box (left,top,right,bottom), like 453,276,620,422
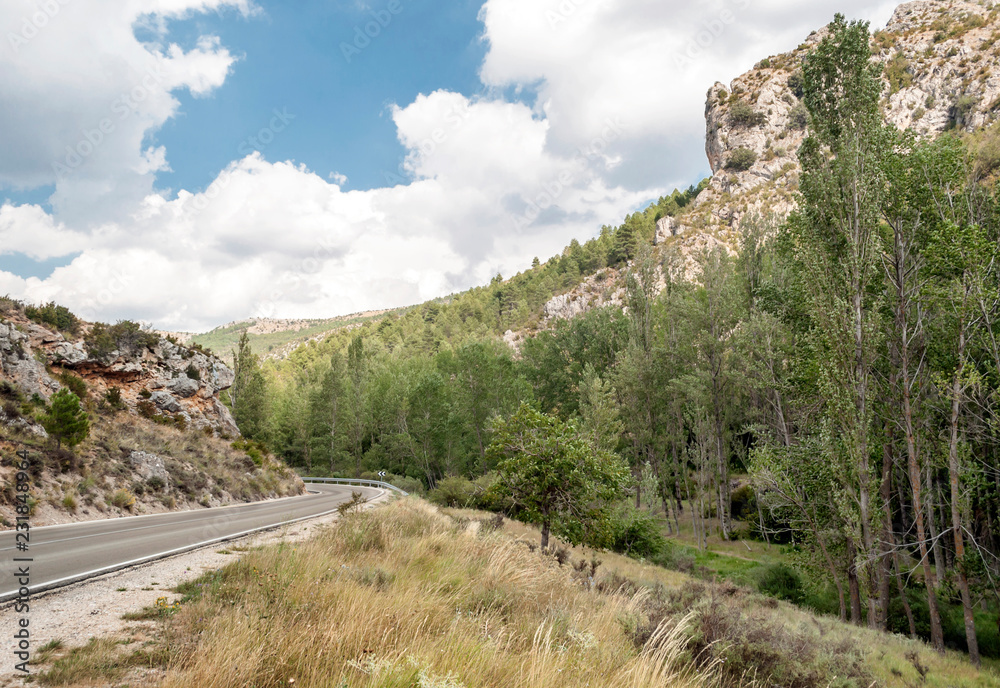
0,0,898,331
152,0,493,195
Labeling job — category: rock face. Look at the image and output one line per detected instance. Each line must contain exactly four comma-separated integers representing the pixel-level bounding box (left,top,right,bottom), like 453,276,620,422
0,311,240,436
689,0,1000,242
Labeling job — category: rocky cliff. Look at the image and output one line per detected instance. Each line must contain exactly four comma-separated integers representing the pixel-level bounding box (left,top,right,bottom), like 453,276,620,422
686,0,1000,241
0,301,304,528
535,0,1000,329
0,309,239,437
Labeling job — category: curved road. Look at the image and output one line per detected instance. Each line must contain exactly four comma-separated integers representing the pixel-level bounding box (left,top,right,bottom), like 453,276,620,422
0,483,383,602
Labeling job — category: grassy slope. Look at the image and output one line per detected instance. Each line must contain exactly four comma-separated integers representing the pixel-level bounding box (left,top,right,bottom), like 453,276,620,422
190,312,400,361
34,499,1000,688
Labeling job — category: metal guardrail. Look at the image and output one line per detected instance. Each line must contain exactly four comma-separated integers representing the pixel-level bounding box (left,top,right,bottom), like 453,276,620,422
302,477,409,496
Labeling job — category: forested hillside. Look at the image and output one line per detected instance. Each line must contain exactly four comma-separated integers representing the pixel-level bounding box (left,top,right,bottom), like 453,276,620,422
223,8,1000,667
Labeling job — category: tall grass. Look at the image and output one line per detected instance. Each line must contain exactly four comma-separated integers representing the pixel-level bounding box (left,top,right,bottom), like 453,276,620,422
153,499,745,688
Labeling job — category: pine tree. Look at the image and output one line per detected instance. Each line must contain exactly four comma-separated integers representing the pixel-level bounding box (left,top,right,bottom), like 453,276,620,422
43,388,90,449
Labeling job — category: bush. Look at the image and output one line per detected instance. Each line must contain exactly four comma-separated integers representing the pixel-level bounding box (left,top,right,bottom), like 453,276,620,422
428,475,476,507
42,389,90,449
110,489,136,511
725,147,757,171
185,364,201,381
146,476,166,492
756,563,804,603
137,400,157,419
728,100,766,128
730,484,757,521
84,320,159,361
604,506,668,558
104,387,125,410
787,70,804,98
788,103,809,129
57,371,88,400
24,302,79,335
62,493,78,511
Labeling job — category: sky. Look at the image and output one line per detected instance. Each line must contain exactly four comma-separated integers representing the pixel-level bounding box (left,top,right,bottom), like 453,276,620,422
0,0,898,332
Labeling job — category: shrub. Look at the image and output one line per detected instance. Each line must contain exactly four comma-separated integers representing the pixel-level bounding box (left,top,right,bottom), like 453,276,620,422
104,386,125,410
62,493,78,511
730,484,757,520
42,389,90,449
24,301,79,335
428,475,476,507
787,70,804,98
728,100,766,128
885,53,913,94
137,400,158,419
185,364,201,381
57,371,88,399
788,103,809,129
948,94,978,129
725,147,757,171
146,476,166,492
84,320,159,361
756,563,804,603
111,489,136,511
604,506,668,558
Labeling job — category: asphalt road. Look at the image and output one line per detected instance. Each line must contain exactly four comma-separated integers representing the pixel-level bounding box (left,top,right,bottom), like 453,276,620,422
0,483,383,602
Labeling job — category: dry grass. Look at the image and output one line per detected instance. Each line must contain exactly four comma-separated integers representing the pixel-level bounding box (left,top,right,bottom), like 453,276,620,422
36,499,1000,688
147,499,744,688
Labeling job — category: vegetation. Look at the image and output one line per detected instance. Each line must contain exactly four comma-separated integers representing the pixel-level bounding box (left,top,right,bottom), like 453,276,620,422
197,15,1000,671
724,147,757,171
42,389,89,449
728,100,766,128
34,499,998,687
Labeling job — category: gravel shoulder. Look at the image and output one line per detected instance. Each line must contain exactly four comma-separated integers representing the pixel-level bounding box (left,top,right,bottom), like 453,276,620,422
0,489,392,686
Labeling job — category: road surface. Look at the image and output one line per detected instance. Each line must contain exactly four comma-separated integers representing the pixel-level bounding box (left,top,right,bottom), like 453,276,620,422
0,483,382,602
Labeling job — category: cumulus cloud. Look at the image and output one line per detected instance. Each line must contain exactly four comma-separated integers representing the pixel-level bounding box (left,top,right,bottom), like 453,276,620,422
0,0,902,331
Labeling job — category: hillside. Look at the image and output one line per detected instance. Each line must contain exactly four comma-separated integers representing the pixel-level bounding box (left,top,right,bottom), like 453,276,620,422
0,298,302,527
162,311,398,363
29,498,999,687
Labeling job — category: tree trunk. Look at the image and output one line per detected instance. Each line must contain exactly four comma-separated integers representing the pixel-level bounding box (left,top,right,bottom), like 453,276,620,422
947,324,980,666
847,538,863,625
906,434,945,650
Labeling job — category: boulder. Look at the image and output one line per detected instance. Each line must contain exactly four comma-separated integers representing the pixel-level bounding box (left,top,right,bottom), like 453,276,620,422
169,376,200,398
150,390,182,413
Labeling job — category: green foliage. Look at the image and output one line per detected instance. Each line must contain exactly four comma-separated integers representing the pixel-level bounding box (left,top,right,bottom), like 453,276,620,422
104,386,125,410
728,100,766,128
42,389,90,449
786,70,804,99
185,363,201,380
885,53,912,94
84,320,159,361
57,371,88,400
24,301,79,335
756,563,804,603
787,103,809,129
428,475,476,507
724,147,757,171
487,403,629,548
228,330,269,440
602,505,668,558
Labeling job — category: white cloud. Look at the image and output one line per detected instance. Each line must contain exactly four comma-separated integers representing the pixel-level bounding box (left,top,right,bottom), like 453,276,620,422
0,0,904,331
